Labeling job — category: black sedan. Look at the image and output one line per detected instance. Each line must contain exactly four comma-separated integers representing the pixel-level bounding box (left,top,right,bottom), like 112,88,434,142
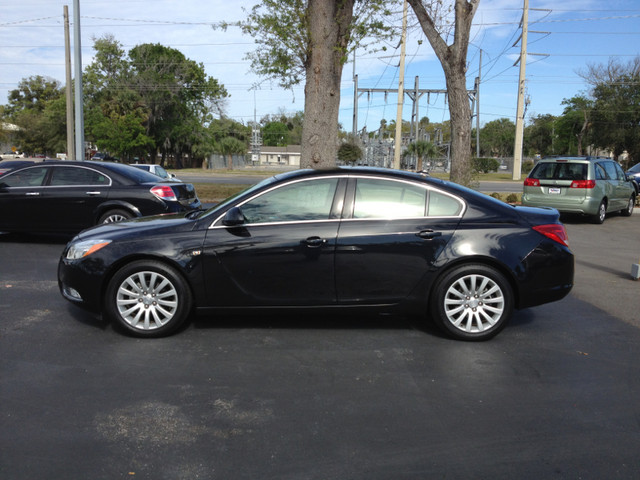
0,160,201,234
58,167,574,341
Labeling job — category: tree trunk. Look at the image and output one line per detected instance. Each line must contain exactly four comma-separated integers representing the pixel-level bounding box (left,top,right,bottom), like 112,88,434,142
300,0,354,169
408,0,478,186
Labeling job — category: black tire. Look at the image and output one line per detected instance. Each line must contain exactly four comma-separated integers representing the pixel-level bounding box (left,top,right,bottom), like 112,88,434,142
621,196,635,217
592,200,606,224
430,264,513,341
104,260,192,338
98,209,132,224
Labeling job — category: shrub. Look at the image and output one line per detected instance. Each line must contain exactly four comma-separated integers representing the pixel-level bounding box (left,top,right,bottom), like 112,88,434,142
472,157,500,173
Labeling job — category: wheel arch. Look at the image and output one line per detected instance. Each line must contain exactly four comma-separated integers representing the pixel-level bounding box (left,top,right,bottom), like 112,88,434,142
427,256,521,309
94,201,142,224
98,254,197,313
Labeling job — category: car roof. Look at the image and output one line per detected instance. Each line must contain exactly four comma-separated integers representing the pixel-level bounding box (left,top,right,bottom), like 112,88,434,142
538,156,611,163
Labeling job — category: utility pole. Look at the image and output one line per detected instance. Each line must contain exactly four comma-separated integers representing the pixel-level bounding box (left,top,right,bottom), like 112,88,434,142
63,6,74,160
513,0,529,180
393,0,407,169
73,0,84,160
476,50,482,158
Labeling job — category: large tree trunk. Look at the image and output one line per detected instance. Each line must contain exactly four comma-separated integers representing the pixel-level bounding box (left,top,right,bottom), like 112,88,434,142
408,0,478,186
301,0,354,169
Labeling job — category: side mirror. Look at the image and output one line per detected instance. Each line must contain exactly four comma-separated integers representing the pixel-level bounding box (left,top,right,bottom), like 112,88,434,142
222,206,246,226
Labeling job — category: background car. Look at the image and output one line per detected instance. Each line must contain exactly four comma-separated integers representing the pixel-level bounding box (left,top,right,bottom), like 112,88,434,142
626,162,640,195
0,160,201,234
522,156,636,223
130,163,180,182
59,167,574,342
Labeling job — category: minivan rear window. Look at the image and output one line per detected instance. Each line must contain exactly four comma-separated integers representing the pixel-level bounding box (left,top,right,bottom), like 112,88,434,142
530,162,587,181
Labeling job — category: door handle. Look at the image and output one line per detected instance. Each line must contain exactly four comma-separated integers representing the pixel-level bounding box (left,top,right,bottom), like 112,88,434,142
25,192,40,196
304,236,327,248
417,230,442,240
85,191,102,196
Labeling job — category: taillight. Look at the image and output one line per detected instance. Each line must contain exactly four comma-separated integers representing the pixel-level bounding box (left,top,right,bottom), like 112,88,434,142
524,178,540,187
570,179,596,189
533,224,569,247
150,185,177,201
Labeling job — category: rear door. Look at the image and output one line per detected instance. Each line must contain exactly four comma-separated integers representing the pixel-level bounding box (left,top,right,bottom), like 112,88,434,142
335,176,463,304
40,165,111,232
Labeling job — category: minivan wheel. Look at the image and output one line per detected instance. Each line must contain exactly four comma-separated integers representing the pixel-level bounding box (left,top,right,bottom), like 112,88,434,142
621,196,635,217
430,264,514,341
593,200,606,224
104,260,192,337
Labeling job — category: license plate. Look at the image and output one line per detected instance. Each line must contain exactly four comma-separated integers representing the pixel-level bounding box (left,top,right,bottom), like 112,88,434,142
548,187,561,195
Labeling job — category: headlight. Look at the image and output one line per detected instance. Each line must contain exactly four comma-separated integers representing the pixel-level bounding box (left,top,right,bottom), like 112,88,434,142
66,239,112,260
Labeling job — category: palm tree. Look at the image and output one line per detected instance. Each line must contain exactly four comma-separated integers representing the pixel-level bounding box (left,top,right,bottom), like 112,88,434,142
404,140,438,171
216,137,247,170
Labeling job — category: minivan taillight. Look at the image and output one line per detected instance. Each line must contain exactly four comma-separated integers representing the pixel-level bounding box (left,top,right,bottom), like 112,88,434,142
150,185,177,201
533,224,569,247
570,179,596,189
524,178,540,187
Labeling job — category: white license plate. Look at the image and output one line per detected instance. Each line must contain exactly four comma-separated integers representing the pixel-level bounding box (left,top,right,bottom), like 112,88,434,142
548,187,561,195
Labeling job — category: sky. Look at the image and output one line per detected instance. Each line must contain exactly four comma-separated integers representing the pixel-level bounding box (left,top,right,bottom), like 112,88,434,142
1,0,639,135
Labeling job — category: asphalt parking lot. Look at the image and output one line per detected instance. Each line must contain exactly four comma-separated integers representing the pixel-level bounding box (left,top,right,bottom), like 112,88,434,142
1,209,639,479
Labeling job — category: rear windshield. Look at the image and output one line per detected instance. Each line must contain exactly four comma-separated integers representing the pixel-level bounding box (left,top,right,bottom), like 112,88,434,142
530,162,587,181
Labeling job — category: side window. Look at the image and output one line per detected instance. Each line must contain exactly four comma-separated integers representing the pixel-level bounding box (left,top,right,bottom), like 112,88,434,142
594,163,607,180
241,178,339,224
49,167,110,186
612,162,626,181
0,167,48,187
353,178,426,219
428,190,464,217
602,162,619,181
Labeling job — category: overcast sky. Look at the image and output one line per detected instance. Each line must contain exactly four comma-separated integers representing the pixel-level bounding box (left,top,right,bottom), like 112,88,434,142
1,0,639,134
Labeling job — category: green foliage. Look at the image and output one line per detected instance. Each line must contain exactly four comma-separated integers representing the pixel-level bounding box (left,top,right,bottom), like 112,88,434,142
522,160,535,174
472,157,500,174
5,76,66,155
262,121,290,146
404,140,438,170
337,142,363,164
506,193,519,204
237,0,394,89
479,118,515,157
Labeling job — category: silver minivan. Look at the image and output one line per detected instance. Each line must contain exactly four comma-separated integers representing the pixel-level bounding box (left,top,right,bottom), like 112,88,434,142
522,156,636,224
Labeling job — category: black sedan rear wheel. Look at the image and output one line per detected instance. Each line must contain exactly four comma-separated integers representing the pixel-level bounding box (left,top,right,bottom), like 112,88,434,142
99,209,132,224
430,264,513,341
105,260,192,337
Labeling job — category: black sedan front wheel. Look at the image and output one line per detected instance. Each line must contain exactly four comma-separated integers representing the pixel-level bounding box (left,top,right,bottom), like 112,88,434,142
105,260,192,337
430,264,513,341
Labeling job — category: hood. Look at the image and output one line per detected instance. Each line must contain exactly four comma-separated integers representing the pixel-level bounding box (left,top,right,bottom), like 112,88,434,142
75,211,197,240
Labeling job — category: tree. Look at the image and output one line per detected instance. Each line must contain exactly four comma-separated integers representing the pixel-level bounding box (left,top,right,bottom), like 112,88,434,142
337,141,363,164
479,118,515,157
559,96,592,156
404,140,438,170
525,114,556,157
579,57,640,163
262,121,290,146
407,0,479,186
5,76,66,155
237,0,393,168
216,137,248,169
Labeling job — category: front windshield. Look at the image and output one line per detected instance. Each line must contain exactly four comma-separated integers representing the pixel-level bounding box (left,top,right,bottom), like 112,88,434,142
628,163,640,173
